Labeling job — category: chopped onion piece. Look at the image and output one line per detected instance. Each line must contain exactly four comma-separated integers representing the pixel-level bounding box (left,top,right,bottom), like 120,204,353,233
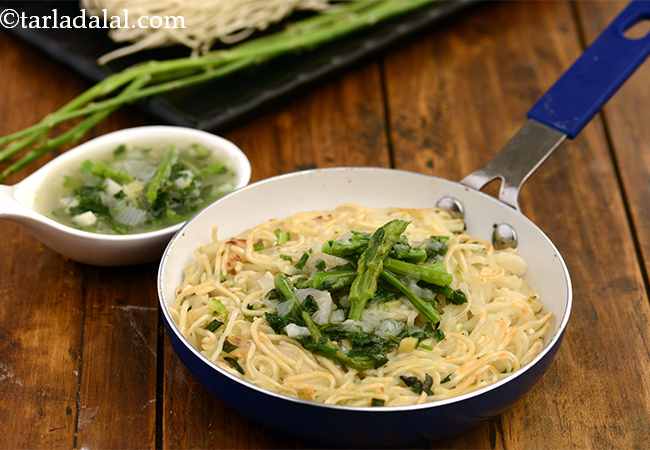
60,196,79,210
72,211,97,227
296,288,333,325
285,324,311,338
104,178,123,196
375,319,404,338
113,206,147,226
174,170,194,189
276,300,291,317
330,310,345,323
257,272,275,294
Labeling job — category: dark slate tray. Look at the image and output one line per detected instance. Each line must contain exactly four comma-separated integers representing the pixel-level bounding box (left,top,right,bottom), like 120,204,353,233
4,1,475,130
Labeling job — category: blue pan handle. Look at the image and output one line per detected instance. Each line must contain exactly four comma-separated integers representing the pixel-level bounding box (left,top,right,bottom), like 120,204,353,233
528,0,650,138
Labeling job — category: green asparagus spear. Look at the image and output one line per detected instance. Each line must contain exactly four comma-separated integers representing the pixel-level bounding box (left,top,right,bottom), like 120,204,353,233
308,268,357,290
380,270,440,325
81,160,133,184
0,75,150,181
383,258,452,286
0,0,438,181
145,147,178,205
348,220,409,320
299,311,377,371
322,231,370,258
390,241,428,263
324,232,428,263
429,285,468,305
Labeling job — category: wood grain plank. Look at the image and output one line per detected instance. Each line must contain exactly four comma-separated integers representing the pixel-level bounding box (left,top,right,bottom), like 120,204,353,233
162,64,391,450
74,265,158,450
0,33,159,449
575,1,650,276
0,230,82,449
0,33,86,449
381,1,650,449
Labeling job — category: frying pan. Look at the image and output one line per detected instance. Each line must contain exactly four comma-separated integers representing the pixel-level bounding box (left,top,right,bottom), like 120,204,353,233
157,2,650,447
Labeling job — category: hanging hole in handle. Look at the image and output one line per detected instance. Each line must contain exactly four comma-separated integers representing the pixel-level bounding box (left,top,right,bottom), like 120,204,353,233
623,17,650,40
478,177,503,199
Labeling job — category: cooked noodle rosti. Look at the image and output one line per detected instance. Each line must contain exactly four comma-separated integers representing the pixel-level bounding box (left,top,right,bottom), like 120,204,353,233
170,204,552,407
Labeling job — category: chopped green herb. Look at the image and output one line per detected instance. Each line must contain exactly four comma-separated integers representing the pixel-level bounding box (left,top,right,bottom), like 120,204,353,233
315,259,327,271
222,340,238,353
434,328,445,342
209,298,228,318
200,162,227,176
418,343,433,351
302,295,319,315
265,312,289,334
429,285,467,305
423,236,449,259
279,254,293,262
422,374,433,394
190,143,210,159
441,374,452,384
206,319,223,332
274,229,290,245
446,289,467,305
371,398,385,407
253,241,265,252
273,274,306,326
400,374,433,395
370,288,399,303
113,144,127,157
63,175,81,190
224,356,245,374
295,252,310,270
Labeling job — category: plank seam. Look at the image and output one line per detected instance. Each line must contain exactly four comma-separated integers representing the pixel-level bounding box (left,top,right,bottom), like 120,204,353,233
378,59,397,169
495,415,508,450
571,1,650,298
71,270,89,450
155,314,164,450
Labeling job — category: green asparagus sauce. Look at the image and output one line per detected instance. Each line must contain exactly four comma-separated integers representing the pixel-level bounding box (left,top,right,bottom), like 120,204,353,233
46,143,235,234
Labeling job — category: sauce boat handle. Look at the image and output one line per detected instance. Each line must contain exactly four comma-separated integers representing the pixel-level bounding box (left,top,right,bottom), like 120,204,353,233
0,185,19,218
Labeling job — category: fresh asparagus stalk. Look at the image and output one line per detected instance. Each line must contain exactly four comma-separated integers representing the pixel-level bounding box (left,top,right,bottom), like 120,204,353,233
145,147,178,204
322,231,369,257
0,0,438,181
0,75,149,180
81,160,133,184
383,258,452,286
309,268,357,290
348,220,409,320
380,270,440,325
299,310,377,371
390,241,428,263
324,232,430,263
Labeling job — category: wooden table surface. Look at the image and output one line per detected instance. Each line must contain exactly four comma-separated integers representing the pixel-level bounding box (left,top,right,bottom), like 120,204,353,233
1,1,649,449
